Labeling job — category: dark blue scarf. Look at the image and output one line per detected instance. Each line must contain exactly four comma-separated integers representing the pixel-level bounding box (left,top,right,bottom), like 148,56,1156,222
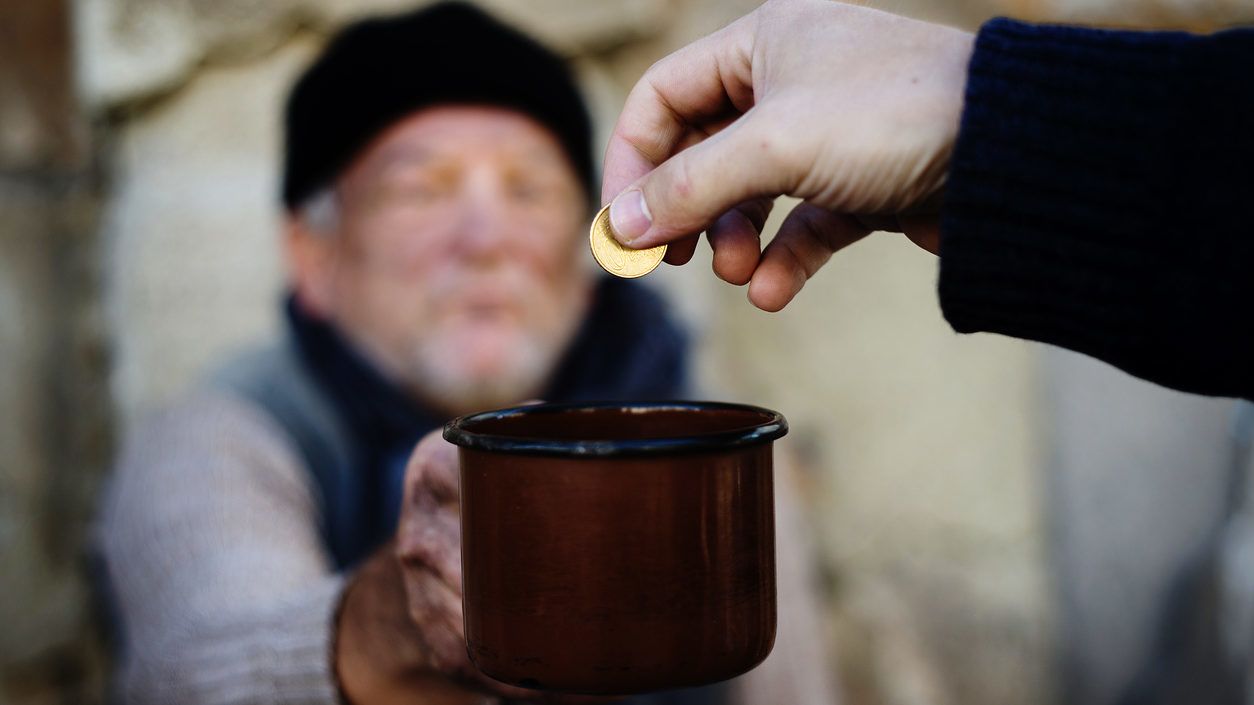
287,276,690,567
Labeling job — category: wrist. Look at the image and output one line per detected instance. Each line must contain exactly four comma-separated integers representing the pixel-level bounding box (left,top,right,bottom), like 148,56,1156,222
333,557,389,704
333,550,488,705
333,551,422,704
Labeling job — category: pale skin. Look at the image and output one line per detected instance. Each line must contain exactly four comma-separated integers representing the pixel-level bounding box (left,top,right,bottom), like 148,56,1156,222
600,0,976,312
284,106,593,704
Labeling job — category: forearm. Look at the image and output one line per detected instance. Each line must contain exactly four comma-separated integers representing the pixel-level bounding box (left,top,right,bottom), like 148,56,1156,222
335,546,484,705
939,19,1254,398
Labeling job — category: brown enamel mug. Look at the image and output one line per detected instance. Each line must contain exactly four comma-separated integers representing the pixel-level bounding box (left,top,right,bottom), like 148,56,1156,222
443,401,786,695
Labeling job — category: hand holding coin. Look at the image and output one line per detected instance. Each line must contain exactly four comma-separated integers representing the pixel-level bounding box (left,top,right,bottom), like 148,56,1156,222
599,0,970,310
589,204,667,278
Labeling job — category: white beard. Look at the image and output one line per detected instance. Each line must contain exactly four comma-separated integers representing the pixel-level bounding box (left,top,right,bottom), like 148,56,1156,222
403,323,569,415
360,261,591,416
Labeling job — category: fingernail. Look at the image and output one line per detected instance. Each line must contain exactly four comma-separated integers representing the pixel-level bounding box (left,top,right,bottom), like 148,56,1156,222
609,190,652,245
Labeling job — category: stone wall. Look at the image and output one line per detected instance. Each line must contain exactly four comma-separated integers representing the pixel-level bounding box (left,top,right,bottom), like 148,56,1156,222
0,2,112,704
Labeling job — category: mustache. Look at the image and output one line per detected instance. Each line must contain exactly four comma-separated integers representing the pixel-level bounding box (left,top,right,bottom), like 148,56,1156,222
428,268,554,310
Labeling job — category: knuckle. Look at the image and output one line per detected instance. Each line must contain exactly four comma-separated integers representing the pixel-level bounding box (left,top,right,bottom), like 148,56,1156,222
665,156,696,203
748,103,806,171
641,53,678,90
404,593,429,625
742,199,772,225
398,527,439,563
642,58,666,84
402,453,433,494
750,123,792,173
409,429,450,465
396,538,429,566
431,644,472,676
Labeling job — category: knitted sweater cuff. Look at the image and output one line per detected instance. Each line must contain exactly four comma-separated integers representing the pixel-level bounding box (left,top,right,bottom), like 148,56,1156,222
163,575,347,703
264,576,347,703
938,18,1254,397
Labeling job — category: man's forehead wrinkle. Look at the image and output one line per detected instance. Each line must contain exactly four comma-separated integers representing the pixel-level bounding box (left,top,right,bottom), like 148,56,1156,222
373,139,536,168
518,145,567,169
374,143,438,173
345,117,578,192
381,147,568,181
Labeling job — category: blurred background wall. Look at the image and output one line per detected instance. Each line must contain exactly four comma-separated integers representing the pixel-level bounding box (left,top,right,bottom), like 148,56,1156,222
2,1,1252,704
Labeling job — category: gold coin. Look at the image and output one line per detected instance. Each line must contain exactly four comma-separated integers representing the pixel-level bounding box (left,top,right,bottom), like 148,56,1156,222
589,204,667,279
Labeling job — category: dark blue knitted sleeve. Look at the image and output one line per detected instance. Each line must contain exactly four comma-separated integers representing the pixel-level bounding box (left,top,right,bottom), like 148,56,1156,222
938,18,1254,399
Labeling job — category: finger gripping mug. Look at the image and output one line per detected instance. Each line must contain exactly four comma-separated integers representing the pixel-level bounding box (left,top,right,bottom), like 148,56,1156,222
444,401,786,694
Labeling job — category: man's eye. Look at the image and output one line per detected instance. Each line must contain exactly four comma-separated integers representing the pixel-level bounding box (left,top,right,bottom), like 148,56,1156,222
511,182,552,202
396,182,447,203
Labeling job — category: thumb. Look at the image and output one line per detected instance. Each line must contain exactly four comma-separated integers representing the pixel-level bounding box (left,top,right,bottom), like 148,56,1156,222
404,430,460,506
607,113,792,250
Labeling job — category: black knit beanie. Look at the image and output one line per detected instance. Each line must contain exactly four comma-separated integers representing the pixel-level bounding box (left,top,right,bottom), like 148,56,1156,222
282,2,595,210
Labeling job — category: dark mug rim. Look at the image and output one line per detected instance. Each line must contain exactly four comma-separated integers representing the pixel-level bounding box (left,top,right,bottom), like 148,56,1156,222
443,400,788,458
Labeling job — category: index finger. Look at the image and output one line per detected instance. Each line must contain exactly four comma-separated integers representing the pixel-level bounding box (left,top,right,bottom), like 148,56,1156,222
600,12,757,205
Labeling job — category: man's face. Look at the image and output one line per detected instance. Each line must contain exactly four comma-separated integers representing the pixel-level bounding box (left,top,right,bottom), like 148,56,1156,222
292,106,592,415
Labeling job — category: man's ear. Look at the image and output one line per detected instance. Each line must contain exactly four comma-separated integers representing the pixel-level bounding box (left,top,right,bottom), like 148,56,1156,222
284,213,337,318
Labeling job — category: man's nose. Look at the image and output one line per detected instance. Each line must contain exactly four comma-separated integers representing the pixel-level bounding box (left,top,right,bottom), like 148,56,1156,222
453,171,510,259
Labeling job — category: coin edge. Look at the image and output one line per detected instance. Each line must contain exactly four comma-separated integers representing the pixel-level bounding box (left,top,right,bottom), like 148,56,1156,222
588,204,667,279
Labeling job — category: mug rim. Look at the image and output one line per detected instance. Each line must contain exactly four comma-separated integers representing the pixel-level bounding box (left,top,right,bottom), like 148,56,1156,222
443,400,788,458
